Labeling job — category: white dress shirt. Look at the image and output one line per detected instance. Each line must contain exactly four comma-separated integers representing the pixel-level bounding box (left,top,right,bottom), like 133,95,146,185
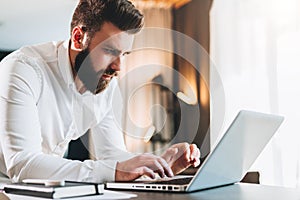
0,40,133,182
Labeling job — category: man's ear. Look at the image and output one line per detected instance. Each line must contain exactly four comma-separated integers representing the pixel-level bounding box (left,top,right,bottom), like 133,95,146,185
71,26,85,50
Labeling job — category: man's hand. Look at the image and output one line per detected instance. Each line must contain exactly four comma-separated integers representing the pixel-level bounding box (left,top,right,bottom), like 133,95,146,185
115,153,174,181
161,143,201,175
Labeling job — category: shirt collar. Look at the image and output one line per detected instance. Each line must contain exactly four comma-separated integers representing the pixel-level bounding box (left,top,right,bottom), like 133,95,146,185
58,39,74,87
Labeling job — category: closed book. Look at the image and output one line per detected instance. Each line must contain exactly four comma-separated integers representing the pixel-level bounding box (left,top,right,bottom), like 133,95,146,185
4,181,104,199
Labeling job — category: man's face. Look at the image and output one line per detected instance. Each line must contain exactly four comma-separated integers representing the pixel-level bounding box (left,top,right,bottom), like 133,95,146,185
74,22,134,94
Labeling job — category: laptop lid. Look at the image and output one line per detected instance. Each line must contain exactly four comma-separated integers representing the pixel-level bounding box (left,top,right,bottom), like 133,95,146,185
106,110,284,192
187,110,284,192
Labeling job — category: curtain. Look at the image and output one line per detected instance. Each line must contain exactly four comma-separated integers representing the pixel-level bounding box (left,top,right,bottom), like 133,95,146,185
210,0,300,187
118,1,173,153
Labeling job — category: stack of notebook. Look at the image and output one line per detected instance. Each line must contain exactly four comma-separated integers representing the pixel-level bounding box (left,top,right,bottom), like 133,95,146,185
4,180,104,199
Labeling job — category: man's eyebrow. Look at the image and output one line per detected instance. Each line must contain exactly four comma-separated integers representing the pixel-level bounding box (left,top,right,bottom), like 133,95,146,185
103,44,121,53
103,44,131,56
103,44,120,51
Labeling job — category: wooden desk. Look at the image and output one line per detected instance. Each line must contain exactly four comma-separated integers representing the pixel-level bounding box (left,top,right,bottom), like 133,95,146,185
1,181,300,199
125,183,300,200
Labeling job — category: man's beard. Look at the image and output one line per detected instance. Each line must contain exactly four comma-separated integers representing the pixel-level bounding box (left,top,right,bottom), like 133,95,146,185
74,48,116,94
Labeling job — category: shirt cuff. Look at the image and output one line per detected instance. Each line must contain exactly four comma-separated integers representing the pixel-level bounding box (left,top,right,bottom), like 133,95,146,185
90,160,118,182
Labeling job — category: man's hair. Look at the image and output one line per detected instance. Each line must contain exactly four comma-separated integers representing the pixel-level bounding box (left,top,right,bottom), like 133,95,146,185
71,0,144,38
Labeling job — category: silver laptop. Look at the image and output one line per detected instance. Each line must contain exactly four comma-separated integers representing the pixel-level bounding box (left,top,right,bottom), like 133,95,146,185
106,110,284,192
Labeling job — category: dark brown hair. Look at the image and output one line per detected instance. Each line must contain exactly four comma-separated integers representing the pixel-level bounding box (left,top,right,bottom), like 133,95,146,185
71,0,144,38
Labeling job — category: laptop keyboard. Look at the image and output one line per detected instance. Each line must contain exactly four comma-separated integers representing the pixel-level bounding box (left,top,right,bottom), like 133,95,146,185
149,177,193,185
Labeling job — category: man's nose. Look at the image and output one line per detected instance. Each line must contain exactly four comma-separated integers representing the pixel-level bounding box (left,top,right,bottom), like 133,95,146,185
110,56,121,71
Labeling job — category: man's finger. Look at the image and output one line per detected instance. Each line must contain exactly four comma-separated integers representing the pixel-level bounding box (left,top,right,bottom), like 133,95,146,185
190,144,200,160
151,160,166,178
189,144,201,167
161,147,178,163
157,157,174,177
137,166,156,179
192,158,201,167
184,144,191,162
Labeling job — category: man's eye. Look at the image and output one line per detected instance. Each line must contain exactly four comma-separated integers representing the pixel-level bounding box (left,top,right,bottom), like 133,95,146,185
103,48,119,56
122,52,131,56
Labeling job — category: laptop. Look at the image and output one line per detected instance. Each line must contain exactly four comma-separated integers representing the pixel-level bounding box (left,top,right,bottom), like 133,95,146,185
106,110,284,192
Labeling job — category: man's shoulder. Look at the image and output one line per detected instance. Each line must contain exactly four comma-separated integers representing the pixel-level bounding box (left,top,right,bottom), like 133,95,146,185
20,41,65,61
0,41,67,90
3,41,65,64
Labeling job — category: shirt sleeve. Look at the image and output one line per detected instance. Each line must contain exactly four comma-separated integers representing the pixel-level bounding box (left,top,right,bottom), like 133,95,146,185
0,56,119,183
89,80,135,162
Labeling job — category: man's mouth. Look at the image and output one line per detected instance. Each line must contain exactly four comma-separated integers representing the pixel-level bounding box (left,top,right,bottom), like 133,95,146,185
100,70,118,81
101,73,113,81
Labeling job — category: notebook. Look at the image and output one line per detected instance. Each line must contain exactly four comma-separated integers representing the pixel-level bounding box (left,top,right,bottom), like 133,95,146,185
4,180,104,199
106,110,284,192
